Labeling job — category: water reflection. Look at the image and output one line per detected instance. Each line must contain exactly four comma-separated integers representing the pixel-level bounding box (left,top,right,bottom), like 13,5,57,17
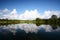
0,24,60,34
0,24,60,40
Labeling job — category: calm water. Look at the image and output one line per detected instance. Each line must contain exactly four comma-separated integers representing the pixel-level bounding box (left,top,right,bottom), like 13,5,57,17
0,24,60,40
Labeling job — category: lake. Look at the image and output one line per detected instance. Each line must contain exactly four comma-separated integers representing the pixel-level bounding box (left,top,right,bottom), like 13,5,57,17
0,24,60,40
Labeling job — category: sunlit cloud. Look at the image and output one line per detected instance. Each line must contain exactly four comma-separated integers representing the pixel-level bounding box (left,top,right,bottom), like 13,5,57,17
0,8,10,19
2,8,10,13
0,8,60,20
19,9,40,20
7,9,18,19
41,10,60,19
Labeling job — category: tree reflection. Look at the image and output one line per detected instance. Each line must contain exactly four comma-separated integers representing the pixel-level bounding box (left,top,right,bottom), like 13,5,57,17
50,24,57,29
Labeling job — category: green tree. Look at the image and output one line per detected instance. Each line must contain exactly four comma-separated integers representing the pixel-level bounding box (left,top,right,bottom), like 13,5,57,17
58,17,60,25
51,15,57,19
36,18,40,26
50,15,57,24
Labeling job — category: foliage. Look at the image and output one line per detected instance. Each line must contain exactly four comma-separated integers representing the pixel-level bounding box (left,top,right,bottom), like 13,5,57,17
36,15,60,28
0,15,60,29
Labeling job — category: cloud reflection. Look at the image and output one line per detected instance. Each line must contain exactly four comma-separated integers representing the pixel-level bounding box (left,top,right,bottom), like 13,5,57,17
0,24,60,35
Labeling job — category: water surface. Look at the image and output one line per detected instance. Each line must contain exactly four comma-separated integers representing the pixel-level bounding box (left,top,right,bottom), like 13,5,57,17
0,24,60,40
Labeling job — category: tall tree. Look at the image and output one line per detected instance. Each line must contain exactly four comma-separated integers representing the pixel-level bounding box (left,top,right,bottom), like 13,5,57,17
36,18,40,26
50,15,58,24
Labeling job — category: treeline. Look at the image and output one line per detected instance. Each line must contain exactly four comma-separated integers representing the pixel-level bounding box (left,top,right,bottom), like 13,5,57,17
36,15,60,25
0,15,60,25
36,15,60,29
0,15,60,29
0,19,35,25
0,19,20,25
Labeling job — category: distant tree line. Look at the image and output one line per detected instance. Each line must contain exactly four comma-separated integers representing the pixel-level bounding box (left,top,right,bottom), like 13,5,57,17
0,15,60,25
0,19,21,25
36,15,60,29
0,15,60,29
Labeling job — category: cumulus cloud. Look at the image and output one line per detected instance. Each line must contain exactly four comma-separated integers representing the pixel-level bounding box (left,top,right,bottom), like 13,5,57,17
0,8,10,19
41,10,60,19
7,9,18,19
0,8,18,19
19,9,40,20
2,8,10,13
0,8,60,20
41,10,51,19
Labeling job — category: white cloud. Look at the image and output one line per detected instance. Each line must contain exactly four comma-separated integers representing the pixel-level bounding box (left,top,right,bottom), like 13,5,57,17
41,10,51,19
19,9,40,20
0,8,60,20
0,8,10,19
2,8,9,13
7,9,18,19
0,8,18,19
41,10,60,19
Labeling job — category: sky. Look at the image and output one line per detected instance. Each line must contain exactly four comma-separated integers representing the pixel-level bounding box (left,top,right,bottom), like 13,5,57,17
0,0,60,20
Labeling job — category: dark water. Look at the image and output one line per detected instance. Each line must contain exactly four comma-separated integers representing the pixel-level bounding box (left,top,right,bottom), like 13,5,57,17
0,24,60,40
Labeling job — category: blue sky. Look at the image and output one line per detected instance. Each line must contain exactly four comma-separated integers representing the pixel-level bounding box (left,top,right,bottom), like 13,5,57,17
0,0,60,20
0,0,60,13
